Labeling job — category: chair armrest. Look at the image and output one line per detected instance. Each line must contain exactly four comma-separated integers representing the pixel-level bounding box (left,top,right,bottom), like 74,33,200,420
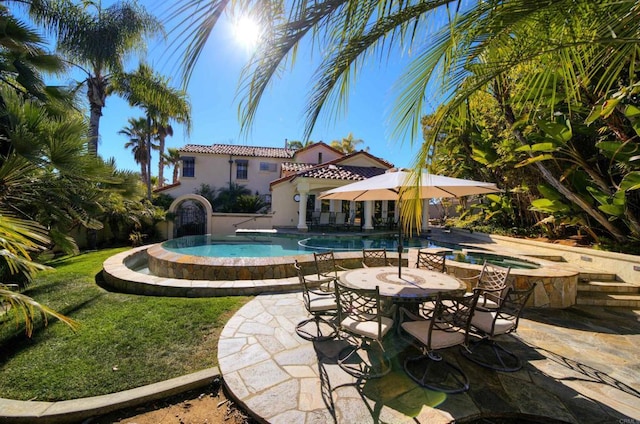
397,306,423,323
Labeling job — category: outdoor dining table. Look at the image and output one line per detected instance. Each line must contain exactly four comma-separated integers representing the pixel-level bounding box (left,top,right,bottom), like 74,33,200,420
339,266,466,302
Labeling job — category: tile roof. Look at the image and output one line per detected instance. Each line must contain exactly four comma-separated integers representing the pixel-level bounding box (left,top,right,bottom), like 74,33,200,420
180,144,294,158
281,162,315,172
296,164,387,180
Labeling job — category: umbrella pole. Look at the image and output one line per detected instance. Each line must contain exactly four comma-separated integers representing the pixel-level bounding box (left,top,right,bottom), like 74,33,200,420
397,201,403,278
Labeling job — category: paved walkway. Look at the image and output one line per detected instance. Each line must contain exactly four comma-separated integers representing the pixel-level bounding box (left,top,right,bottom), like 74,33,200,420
218,293,640,423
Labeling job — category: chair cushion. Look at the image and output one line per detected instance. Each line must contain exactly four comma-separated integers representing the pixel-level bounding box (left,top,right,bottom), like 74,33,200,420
477,295,500,310
341,315,394,339
308,293,337,312
471,311,515,335
401,320,465,350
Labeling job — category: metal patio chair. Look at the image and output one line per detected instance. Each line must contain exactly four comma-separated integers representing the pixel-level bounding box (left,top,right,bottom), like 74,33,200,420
398,290,481,393
293,260,338,341
415,249,447,273
362,248,392,268
461,283,537,372
308,251,347,291
334,281,396,379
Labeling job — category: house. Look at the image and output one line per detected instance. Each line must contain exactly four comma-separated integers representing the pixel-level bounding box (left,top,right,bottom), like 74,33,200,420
156,141,432,238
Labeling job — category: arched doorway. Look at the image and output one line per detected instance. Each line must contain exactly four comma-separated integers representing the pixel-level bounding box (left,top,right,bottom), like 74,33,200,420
168,194,213,239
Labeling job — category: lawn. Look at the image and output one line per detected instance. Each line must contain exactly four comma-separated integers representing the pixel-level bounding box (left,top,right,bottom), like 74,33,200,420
0,248,250,401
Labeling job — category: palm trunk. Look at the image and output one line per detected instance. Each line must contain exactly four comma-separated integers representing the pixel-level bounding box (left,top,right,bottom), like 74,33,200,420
492,80,627,243
172,165,179,184
157,133,166,188
87,75,107,155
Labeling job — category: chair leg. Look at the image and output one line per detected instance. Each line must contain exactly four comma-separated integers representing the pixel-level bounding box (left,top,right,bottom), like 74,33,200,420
460,339,522,372
404,352,470,393
295,316,337,342
337,340,392,379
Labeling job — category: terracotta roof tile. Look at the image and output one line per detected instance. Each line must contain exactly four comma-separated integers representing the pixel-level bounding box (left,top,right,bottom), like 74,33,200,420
180,144,294,158
281,162,314,172
297,165,387,180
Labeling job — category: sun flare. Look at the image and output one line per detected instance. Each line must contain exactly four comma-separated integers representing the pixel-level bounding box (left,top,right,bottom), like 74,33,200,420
232,16,261,50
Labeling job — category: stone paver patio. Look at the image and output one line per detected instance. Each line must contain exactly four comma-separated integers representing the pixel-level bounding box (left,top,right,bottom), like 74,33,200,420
218,293,640,423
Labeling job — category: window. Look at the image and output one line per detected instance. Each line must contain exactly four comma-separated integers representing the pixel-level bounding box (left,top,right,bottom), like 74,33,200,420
259,162,277,172
236,159,248,179
182,157,195,177
318,152,323,164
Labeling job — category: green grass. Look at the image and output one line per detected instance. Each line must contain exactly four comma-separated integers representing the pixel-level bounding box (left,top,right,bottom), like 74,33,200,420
0,248,250,401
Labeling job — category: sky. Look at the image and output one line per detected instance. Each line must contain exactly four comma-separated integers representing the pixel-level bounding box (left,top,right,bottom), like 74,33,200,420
41,2,435,177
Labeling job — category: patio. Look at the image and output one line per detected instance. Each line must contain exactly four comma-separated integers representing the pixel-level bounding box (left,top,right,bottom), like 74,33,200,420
218,292,640,423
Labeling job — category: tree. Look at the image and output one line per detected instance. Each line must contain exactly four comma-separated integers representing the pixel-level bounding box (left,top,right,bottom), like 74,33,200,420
119,117,155,185
113,63,191,190
168,0,640,245
215,183,251,212
24,0,161,154
163,147,182,184
286,140,313,150
330,133,365,154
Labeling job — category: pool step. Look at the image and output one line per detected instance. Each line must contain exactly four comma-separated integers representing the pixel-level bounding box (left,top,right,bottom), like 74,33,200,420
577,274,640,307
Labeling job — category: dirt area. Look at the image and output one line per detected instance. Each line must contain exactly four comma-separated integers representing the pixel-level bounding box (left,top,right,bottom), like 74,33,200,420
89,378,258,424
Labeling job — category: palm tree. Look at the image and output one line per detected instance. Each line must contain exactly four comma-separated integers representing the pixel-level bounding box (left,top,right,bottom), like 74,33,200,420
215,183,252,212
162,147,182,184
119,117,155,185
24,0,161,154
330,133,365,154
113,63,191,190
168,0,640,243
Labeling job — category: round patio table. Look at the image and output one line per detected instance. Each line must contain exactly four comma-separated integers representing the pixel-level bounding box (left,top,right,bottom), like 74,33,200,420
340,266,466,301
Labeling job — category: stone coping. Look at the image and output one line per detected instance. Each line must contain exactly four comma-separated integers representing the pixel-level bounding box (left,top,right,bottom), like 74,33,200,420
103,243,580,307
0,367,220,424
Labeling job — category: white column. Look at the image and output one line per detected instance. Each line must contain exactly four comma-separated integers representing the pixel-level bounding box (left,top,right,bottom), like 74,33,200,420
421,199,430,232
297,191,308,231
363,200,374,230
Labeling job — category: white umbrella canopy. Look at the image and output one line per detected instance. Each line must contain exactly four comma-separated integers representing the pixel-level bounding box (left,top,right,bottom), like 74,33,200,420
319,168,500,201
318,168,500,278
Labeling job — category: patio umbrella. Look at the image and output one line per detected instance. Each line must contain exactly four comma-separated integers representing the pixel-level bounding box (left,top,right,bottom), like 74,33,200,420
318,168,500,277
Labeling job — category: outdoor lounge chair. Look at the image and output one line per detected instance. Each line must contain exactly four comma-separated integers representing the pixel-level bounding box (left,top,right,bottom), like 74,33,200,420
334,281,395,379
293,260,338,341
461,283,537,372
332,212,346,231
398,290,480,393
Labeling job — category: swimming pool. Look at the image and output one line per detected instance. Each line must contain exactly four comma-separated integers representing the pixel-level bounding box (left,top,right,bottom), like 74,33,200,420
161,234,540,269
162,234,435,257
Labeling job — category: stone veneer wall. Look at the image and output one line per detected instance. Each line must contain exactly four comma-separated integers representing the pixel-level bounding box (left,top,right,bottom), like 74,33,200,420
141,243,576,308
444,260,578,308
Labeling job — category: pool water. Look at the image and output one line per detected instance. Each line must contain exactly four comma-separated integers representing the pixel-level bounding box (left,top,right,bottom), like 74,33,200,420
162,234,541,269
162,234,435,257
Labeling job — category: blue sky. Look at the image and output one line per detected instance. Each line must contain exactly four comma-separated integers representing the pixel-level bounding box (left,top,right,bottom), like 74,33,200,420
44,2,434,176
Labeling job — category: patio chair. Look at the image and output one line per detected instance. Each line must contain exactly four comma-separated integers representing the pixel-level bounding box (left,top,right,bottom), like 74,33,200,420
362,248,392,268
398,290,481,393
310,211,321,230
461,282,537,372
318,212,331,231
459,260,511,310
415,250,447,273
308,251,347,291
293,260,338,341
332,212,346,231
334,281,396,379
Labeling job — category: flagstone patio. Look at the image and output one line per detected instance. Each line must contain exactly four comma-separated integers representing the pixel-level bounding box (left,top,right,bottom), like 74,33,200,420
218,293,640,423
